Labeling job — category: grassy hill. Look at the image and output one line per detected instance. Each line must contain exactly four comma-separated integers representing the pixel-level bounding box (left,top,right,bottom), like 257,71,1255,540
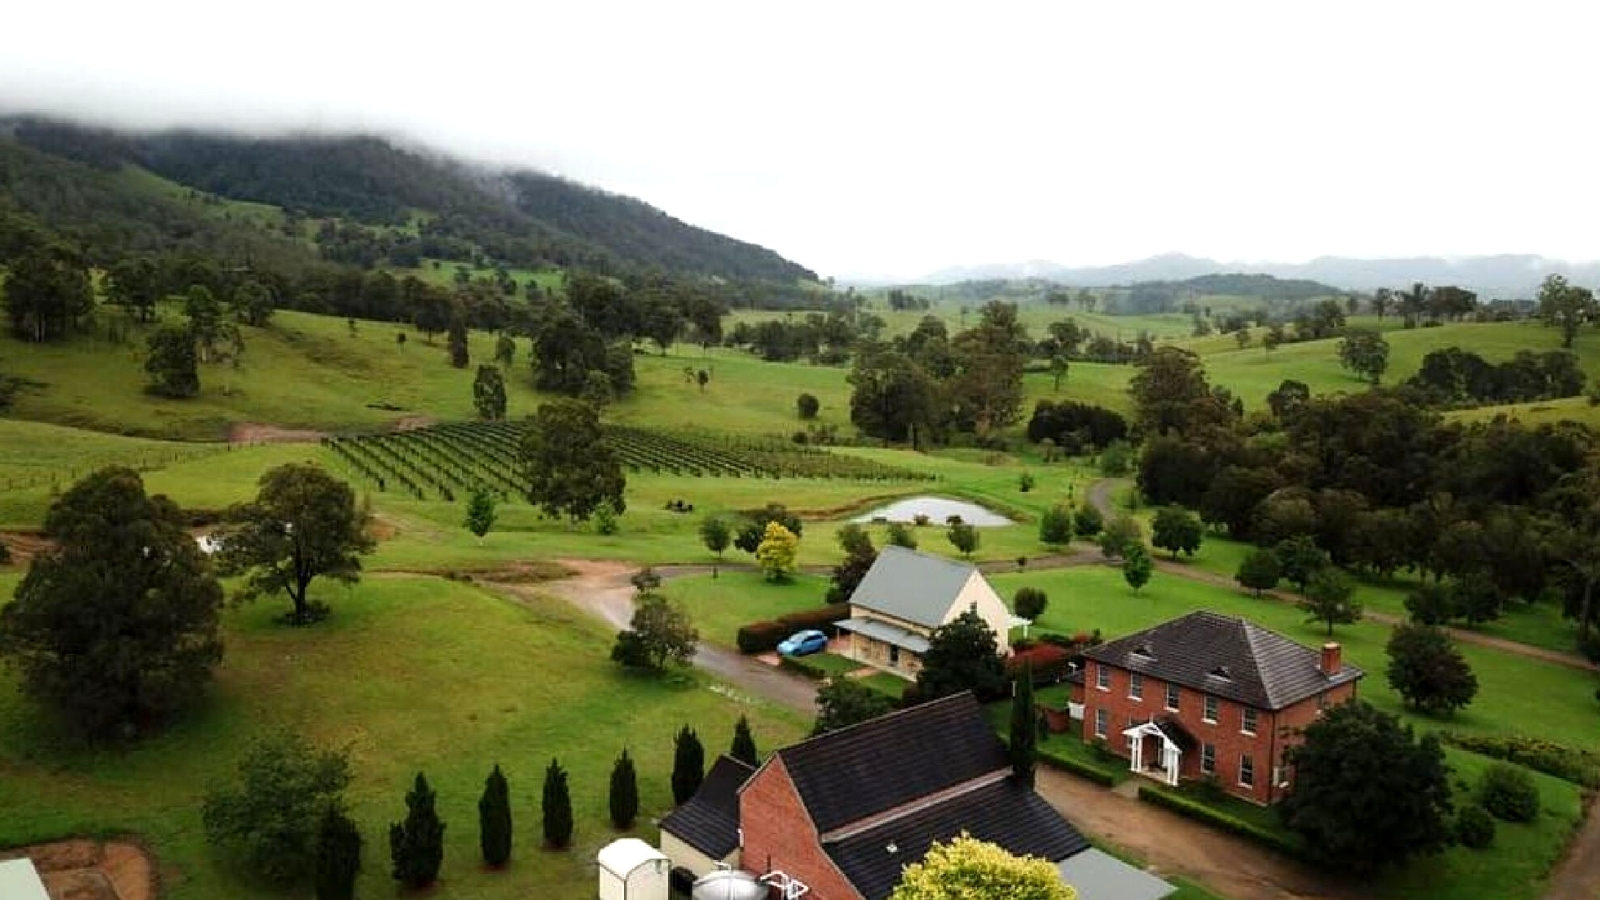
1,117,815,285
2,305,1595,443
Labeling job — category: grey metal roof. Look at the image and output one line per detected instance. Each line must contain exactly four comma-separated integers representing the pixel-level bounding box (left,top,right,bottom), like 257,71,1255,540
835,618,931,654
1083,611,1364,711
847,545,976,628
1056,848,1175,900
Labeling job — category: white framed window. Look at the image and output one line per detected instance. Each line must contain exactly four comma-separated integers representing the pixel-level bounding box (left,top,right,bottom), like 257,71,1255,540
1242,707,1258,736
1201,743,1216,775
1239,754,1255,788
1094,708,1108,738
1164,683,1180,711
1203,695,1218,724
1096,664,1110,692
1129,673,1144,701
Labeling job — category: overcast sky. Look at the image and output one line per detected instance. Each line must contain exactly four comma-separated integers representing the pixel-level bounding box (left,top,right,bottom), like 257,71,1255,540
3,1,1596,280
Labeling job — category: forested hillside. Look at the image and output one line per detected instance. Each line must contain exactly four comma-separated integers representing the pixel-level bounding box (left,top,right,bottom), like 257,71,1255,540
0,117,815,285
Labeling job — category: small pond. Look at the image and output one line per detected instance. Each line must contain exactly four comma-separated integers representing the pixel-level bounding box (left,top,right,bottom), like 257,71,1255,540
851,495,1013,527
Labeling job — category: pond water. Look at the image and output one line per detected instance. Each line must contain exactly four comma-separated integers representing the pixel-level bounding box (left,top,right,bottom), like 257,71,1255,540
851,495,1013,527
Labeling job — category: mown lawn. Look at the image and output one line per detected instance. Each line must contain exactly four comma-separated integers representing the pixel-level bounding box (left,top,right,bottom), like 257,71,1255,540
987,566,1600,748
0,574,806,900
661,570,830,647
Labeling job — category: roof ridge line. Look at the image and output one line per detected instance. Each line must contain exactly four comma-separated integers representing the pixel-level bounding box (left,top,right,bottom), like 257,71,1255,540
776,691,974,757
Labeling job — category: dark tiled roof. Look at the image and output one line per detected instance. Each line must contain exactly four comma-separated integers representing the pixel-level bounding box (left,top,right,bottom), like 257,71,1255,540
659,755,756,859
1083,611,1363,711
1154,714,1197,751
848,545,976,628
774,693,1008,833
825,780,1090,900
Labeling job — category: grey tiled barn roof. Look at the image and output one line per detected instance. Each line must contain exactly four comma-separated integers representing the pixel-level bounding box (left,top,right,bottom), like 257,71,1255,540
825,779,1090,900
1083,611,1363,711
847,545,975,628
772,693,1008,833
658,754,756,859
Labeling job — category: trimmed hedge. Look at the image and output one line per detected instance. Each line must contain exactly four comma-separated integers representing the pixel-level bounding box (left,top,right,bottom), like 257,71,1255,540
735,604,852,654
1007,643,1073,684
1038,746,1119,787
1136,786,1305,859
1439,732,1600,788
736,620,789,654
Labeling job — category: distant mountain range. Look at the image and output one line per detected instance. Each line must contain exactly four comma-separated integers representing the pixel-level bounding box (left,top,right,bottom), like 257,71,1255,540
919,253,1600,298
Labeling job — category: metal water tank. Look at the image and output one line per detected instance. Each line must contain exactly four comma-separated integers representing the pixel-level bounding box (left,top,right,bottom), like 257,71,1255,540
691,869,767,900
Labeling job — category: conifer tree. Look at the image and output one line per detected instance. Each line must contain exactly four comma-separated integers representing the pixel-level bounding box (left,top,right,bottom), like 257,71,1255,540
478,764,512,868
1010,661,1038,788
313,805,362,900
389,773,445,888
609,750,639,830
672,726,705,805
730,715,759,767
542,758,574,849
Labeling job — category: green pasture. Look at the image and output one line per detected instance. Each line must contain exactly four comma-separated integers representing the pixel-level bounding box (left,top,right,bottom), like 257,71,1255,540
0,574,805,900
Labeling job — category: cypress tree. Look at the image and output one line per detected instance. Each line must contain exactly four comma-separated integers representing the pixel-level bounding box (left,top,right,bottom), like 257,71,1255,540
671,726,705,805
389,772,445,888
542,758,574,849
478,764,512,868
609,750,639,830
1010,661,1038,788
730,715,759,767
313,805,361,900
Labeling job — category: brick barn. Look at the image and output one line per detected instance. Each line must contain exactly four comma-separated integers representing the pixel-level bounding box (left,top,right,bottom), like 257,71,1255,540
660,692,1174,900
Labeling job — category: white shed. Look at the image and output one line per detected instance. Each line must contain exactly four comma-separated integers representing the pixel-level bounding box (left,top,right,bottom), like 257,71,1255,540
597,837,668,900
0,859,51,900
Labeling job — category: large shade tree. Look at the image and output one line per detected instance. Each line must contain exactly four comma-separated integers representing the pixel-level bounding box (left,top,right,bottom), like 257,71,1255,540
519,399,626,524
218,464,376,625
0,467,223,739
1279,701,1453,872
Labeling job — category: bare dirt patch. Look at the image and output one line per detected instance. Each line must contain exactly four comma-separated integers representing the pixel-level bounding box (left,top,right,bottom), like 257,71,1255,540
0,530,54,564
0,838,155,900
227,423,327,444
390,415,437,432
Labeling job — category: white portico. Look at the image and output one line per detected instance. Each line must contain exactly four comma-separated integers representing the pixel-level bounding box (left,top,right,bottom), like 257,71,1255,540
1122,719,1185,787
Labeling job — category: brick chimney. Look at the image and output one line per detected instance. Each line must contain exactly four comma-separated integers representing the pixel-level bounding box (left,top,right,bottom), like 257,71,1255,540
1320,642,1342,676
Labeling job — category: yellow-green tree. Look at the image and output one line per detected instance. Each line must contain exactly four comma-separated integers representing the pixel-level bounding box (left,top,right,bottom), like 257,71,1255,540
755,521,799,582
890,834,1076,900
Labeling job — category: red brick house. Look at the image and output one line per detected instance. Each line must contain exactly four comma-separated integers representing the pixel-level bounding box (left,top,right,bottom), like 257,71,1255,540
1073,611,1364,804
661,692,1174,900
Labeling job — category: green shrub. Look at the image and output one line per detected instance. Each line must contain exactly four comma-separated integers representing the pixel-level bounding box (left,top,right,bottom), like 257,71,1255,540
1455,804,1495,849
1478,763,1540,822
1136,786,1304,858
1438,732,1600,788
1013,587,1049,620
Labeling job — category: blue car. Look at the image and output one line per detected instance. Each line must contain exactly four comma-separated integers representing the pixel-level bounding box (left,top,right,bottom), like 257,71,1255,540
777,629,829,656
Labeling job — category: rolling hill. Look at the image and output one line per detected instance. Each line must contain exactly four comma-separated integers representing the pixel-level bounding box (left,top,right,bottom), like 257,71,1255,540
0,116,815,284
